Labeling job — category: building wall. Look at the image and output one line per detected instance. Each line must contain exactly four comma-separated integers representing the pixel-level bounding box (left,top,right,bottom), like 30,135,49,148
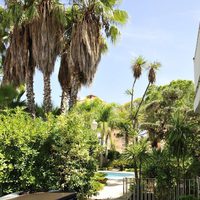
194,27,200,113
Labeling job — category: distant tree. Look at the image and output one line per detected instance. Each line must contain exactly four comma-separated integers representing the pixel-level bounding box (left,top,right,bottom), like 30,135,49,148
167,112,193,180
140,80,195,147
133,61,161,126
130,56,146,126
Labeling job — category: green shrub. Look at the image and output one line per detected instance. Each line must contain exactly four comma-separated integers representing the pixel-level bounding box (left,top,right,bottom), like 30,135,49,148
94,172,107,184
179,195,199,200
110,159,130,171
0,109,100,198
89,172,107,195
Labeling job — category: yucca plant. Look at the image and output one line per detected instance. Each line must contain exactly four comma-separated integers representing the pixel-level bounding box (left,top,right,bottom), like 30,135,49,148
133,61,161,126
130,56,146,126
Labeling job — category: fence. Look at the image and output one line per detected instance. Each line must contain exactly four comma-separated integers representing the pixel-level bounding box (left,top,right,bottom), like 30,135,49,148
123,177,200,200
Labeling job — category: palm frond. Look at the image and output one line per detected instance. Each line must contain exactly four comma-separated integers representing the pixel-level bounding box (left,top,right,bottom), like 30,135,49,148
112,9,128,25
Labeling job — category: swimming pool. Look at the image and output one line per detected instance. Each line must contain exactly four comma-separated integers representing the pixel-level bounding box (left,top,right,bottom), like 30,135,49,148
99,171,134,180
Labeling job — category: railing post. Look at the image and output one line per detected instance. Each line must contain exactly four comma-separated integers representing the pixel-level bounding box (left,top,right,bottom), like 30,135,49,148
0,184,2,197
197,177,200,199
126,178,128,195
123,178,125,195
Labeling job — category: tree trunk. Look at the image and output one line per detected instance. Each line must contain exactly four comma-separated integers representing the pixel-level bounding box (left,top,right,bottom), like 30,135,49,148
26,71,35,118
133,82,151,127
60,89,68,114
68,74,79,110
130,78,137,127
105,133,109,160
125,132,129,147
43,72,52,113
134,160,138,179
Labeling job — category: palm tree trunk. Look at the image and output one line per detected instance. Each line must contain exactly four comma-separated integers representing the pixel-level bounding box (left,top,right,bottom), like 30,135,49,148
125,132,129,147
26,71,35,118
133,82,151,127
68,75,79,110
60,89,68,114
43,72,52,113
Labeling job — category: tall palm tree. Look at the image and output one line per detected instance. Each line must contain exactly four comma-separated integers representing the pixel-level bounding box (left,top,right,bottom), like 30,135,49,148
3,0,66,115
59,0,128,111
130,56,146,126
2,1,39,117
0,6,9,71
98,104,116,167
133,61,161,125
58,50,72,113
29,0,65,113
58,8,74,113
3,24,36,116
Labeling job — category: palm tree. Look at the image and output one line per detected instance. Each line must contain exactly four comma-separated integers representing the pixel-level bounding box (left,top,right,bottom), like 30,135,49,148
0,6,9,71
167,113,192,180
58,51,71,113
29,0,65,113
123,138,148,179
130,56,146,126
3,23,36,116
98,104,116,167
59,0,128,110
133,61,161,125
123,138,149,200
58,8,74,113
2,1,40,117
3,0,65,115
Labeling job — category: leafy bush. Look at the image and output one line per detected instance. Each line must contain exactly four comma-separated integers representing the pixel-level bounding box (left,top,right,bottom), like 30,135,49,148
107,150,120,160
179,195,199,200
0,108,100,198
94,172,107,184
110,159,130,171
90,172,107,194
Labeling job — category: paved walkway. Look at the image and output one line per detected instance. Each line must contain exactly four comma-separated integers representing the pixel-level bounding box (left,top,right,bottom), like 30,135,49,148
91,179,126,199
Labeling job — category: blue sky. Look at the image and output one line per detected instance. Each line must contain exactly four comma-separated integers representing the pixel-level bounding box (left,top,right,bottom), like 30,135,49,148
1,0,200,106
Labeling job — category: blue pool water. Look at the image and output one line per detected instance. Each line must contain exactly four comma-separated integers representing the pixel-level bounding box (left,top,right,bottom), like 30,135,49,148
99,171,134,180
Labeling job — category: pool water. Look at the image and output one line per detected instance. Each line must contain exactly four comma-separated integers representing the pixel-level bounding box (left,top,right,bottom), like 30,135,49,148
99,171,134,180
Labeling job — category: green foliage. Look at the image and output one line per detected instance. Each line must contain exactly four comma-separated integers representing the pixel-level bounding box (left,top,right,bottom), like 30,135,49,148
123,79,200,199
0,108,100,198
112,10,128,25
179,195,199,200
110,159,130,171
0,85,26,109
107,150,120,160
107,25,120,44
93,172,107,185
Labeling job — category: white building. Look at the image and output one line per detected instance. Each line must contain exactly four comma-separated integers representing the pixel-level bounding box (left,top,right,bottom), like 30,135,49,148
194,26,200,113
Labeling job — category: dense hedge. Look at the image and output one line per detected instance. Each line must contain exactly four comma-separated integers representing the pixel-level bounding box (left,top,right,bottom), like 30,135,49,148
0,108,100,198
